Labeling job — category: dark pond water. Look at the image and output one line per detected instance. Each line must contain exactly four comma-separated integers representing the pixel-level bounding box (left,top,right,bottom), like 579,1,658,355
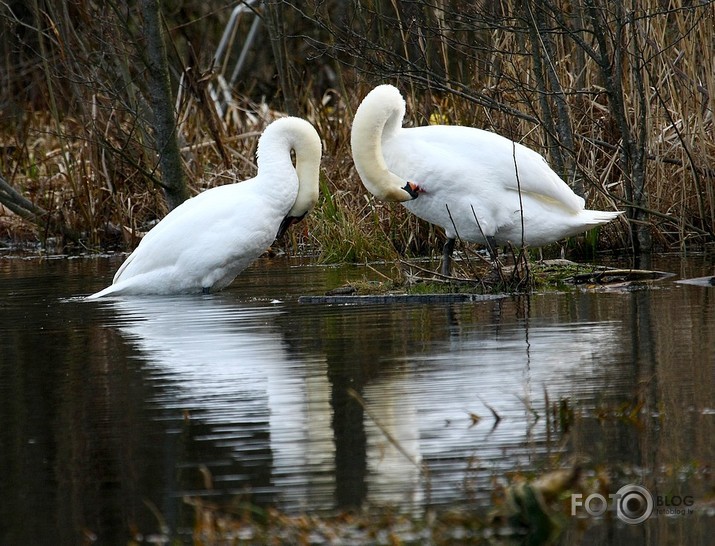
1,252,713,545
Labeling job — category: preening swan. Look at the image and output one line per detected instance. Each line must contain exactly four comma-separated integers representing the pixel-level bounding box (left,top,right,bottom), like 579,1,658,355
351,84,622,274
87,116,322,298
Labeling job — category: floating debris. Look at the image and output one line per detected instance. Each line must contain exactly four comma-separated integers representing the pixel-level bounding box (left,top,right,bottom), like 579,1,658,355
566,268,674,286
325,285,359,296
298,293,507,304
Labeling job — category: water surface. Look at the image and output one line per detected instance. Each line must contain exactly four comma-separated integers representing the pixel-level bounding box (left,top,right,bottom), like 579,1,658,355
0,253,713,544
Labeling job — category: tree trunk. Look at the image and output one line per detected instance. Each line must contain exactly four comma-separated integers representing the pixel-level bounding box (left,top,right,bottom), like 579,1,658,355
139,0,189,211
527,1,580,195
264,0,299,115
585,0,650,252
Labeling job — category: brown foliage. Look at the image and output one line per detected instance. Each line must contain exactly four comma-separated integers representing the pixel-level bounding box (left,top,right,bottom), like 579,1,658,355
0,0,713,256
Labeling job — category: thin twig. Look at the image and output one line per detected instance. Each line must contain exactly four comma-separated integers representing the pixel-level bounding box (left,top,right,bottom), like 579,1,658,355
398,258,473,283
347,388,429,479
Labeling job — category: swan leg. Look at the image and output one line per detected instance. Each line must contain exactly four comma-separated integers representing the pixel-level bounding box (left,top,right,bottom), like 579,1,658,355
441,238,456,276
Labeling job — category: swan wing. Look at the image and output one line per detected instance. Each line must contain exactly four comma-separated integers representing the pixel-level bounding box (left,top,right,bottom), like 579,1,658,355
113,179,281,284
386,125,584,212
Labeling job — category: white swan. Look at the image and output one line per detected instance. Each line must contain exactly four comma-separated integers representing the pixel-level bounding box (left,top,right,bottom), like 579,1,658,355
87,117,322,298
351,84,622,274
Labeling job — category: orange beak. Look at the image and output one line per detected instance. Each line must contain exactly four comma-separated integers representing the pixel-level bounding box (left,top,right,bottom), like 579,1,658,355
403,181,420,199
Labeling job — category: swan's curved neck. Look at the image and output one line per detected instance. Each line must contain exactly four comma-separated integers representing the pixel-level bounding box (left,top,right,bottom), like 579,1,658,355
257,117,322,217
351,85,417,202
288,127,321,218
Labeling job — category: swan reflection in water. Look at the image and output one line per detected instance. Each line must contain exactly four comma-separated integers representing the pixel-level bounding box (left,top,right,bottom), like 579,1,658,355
362,319,621,508
102,295,620,512
105,295,335,512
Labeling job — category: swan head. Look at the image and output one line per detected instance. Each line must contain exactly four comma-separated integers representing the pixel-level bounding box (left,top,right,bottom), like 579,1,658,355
276,209,308,239
351,84,420,203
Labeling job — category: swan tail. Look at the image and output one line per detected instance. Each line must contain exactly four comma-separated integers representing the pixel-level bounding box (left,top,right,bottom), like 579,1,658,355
579,209,623,228
85,284,121,300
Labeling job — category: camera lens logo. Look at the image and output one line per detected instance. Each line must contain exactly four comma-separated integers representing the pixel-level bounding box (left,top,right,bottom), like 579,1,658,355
616,484,654,524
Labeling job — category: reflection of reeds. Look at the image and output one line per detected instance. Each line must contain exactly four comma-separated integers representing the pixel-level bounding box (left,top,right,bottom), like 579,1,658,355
173,368,711,542
182,413,580,546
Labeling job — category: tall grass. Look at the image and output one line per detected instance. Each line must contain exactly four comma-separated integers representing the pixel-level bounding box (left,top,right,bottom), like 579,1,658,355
0,0,712,258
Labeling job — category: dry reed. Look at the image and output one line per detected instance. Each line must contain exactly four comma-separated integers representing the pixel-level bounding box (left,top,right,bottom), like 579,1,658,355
0,0,712,259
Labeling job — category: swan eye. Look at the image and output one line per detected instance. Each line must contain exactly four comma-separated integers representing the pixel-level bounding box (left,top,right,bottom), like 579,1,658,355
403,181,420,199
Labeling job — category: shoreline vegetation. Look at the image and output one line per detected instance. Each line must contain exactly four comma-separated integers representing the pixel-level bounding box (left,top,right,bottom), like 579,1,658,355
1,1,713,268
